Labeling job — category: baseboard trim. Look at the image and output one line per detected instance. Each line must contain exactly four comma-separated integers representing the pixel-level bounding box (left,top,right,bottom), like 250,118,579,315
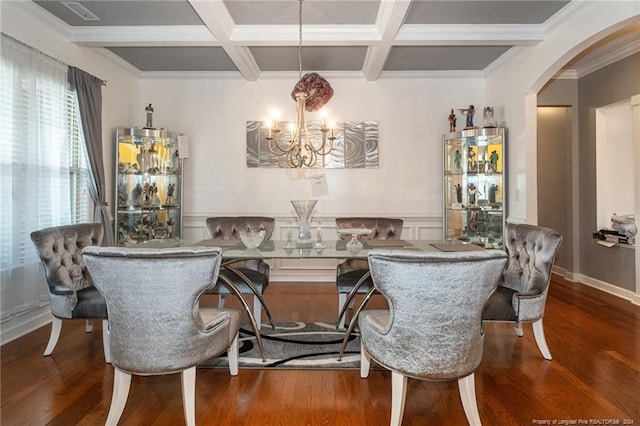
1,306,52,346
566,273,639,306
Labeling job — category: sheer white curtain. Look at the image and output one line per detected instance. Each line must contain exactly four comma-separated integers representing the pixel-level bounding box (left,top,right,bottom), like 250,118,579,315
0,34,82,322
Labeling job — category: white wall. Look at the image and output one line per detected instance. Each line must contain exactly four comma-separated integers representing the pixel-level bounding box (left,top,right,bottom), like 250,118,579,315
485,1,640,224
138,75,485,221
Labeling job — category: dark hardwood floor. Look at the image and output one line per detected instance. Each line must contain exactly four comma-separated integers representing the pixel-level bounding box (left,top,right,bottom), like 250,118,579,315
2,275,639,425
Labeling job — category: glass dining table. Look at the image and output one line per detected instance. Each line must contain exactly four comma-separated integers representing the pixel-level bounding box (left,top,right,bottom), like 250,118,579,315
139,238,484,362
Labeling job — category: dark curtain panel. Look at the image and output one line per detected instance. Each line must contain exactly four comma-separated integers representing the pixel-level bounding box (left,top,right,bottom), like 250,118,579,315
68,66,115,246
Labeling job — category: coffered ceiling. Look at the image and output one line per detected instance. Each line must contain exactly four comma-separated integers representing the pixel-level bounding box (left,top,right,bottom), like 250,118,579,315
22,1,640,80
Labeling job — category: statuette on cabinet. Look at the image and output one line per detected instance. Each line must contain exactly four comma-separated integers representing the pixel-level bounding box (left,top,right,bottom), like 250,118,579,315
459,105,475,129
483,107,496,128
448,109,457,133
144,103,155,129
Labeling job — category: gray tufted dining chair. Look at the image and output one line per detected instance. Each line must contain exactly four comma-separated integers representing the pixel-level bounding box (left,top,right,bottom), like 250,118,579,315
359,249,507,426
482,223,562,360
335,217,403,328
205,216,275,329
30,223,110,362
82,246,240,426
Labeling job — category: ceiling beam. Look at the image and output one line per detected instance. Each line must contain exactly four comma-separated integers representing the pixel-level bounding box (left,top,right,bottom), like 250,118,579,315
188,0,260,81
363,0,413,81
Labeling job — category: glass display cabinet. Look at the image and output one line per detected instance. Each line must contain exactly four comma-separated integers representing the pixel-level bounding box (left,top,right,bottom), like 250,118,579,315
443,127,506,248
115,127,183,245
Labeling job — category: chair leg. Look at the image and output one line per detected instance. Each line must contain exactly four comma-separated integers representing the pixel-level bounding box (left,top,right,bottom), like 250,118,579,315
458,373,482,426
532,318,553,360
102,319,111,364
105,368,132,426
338,293,347,329
228,332,239,376
43,317,62,356
360,340,371,378
253,295,262,330
390,371,408,426
86,319,94,333
513,323,524,337
181,367,197,426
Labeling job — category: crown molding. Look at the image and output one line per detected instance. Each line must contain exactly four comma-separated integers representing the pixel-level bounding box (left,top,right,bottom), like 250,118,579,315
483,45,527,77
575,38,640,78
8,0,72,39
541,0,594,36
68,25,217,47
396,24,544,45
553,70,579,80
93,48,143,77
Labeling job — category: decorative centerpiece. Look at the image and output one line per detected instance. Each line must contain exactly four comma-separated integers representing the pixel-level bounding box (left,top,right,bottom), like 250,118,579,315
239,229,265,249
290,200,317,246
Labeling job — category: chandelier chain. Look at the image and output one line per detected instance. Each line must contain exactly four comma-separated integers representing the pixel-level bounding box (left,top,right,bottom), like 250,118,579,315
298,0,303,80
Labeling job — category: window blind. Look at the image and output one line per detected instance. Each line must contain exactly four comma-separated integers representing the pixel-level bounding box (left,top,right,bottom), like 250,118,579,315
0,33,89,323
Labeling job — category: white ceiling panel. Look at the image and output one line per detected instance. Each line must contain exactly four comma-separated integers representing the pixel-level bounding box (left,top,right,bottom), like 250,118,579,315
107,46,237,72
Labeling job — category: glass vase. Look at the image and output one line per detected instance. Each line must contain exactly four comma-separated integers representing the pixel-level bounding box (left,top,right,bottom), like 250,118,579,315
290,200,317,246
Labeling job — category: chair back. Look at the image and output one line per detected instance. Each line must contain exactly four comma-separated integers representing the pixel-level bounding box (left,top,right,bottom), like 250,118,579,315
206,216,275,240
336,217,403,240
31,223,104,293
364,249,507,379
502,223,562,295
82,246,227,374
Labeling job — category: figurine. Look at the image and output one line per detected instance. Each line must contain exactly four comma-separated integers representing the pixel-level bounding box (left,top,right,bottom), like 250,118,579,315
467,183,481,205
467,146,477,171
147,223,155,240
489,150,499,172
165,183,176,206
488,184,498,204
132,183,143,206
145,103,154,129
166,218,174,238
459,105,475,129
448,109,457,133
173,150,180,173
455,183,462,203
454,150,462,170
483,106,495,128
150,183,160,206
140,182,148,205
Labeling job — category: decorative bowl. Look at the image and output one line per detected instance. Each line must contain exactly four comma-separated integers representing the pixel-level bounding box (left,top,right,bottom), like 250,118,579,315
239,229,266,249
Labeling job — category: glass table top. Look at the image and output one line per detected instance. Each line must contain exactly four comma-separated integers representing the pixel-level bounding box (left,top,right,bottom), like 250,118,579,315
128,238,487,259
188,239,485,259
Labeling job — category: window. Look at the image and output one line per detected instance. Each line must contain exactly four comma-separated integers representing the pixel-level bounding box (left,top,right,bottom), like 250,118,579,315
0,34,89,324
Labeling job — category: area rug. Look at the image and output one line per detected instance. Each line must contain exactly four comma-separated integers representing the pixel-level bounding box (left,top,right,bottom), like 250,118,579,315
199,321,364,369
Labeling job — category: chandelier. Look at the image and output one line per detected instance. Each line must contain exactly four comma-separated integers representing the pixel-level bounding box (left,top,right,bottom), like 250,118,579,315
265,0,335,168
